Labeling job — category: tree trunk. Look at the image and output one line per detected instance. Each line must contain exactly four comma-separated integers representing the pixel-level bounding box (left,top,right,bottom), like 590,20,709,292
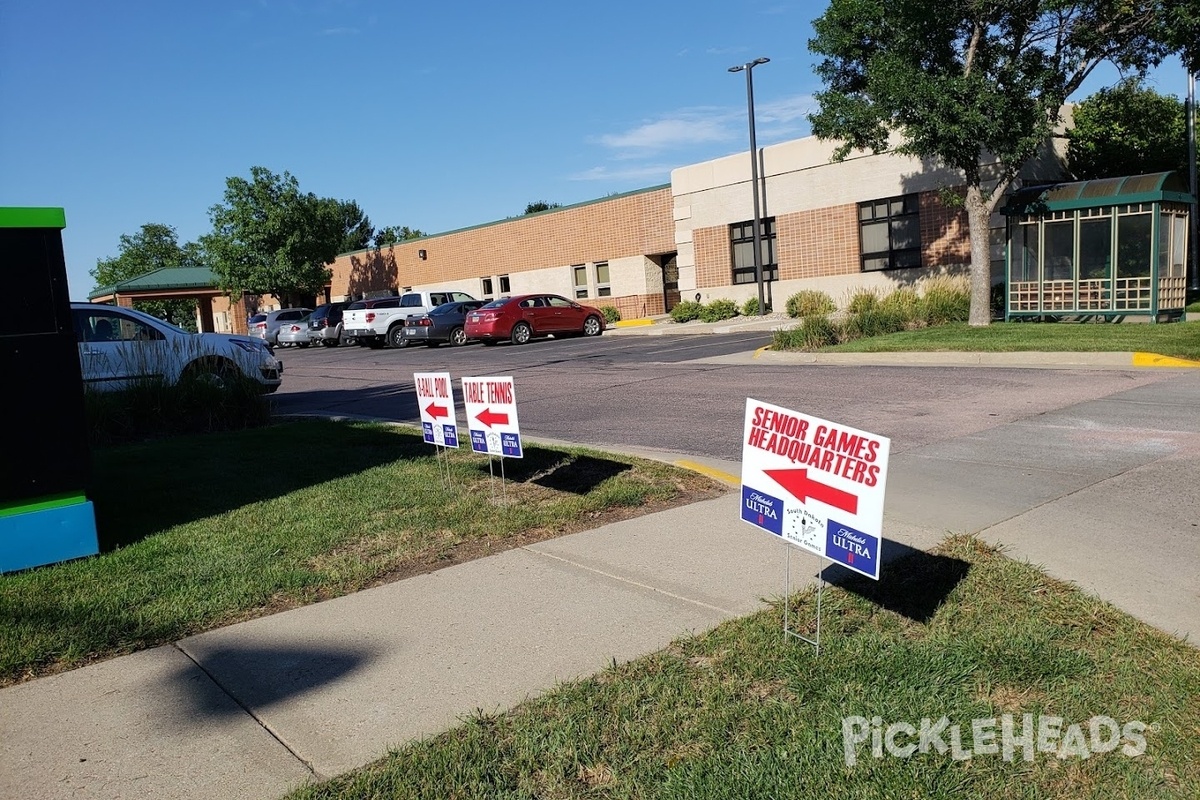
965,185,994,327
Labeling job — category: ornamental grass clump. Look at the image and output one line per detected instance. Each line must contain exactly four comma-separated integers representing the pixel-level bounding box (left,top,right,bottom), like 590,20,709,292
920,275,971,325
785,289,837,318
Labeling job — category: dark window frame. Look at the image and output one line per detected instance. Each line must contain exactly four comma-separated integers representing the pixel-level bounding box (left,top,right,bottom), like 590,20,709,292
858,194,921,272
729,218,778,285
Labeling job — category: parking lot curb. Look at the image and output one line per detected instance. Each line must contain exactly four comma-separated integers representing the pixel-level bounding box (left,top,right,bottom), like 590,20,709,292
1132,352,1200,368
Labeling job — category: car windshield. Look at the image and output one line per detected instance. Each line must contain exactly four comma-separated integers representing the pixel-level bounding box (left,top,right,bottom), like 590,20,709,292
430,302,461,315
249,313,267,324
480,298,510,310
123,306,190,335
346,301,366,310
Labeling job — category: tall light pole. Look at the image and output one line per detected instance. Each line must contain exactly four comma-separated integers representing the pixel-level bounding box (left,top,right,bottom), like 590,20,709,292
730,57,770,315
1188,70,1198,295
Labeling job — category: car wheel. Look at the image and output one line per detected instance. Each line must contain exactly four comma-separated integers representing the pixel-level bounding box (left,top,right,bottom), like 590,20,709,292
387,325,408,348
449,327,467,347
182,357,237,389
510,322,532,345
582,315,602,336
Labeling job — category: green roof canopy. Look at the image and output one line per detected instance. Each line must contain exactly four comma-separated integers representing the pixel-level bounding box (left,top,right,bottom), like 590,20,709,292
1004,172,1195,216
0,207,66,229
88,266,219,300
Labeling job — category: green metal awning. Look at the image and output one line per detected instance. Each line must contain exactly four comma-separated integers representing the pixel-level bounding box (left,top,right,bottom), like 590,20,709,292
1003,172,1195,215
88,266,219,299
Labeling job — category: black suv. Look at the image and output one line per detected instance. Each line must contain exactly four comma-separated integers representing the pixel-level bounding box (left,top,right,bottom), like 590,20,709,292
308,301,350,346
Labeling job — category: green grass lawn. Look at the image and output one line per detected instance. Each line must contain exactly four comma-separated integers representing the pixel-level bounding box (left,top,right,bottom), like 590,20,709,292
0,419,723,685
821,321,1200,361
288,536,1200,799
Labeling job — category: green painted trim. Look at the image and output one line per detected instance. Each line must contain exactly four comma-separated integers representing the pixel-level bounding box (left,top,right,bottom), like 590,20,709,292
0,207,66,229
0,492,87,518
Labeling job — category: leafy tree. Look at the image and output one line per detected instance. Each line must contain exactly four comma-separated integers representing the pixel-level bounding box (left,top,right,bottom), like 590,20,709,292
524,201,562,214
203,167,345,304
808,1,1196,326
1068,80,1187,180
91,223,203,330
335,199,374,254
374,225,426,247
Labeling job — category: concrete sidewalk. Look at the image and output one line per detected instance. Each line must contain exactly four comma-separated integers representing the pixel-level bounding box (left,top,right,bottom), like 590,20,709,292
3,366,1198,800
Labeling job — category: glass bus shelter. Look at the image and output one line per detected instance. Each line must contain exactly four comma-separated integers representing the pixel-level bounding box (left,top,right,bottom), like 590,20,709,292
1004,172,1193,321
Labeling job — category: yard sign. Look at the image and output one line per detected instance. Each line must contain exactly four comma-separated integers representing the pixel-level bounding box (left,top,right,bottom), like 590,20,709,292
740,398,890,580
414,372,459,447
461,376,523,458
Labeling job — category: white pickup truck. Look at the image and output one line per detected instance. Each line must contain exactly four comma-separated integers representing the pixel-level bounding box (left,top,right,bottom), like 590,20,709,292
343,290,477,348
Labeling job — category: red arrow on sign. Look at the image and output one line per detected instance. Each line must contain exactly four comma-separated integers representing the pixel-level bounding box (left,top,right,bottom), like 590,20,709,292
424,402,450,420
475,408,509,428
764,468,859,515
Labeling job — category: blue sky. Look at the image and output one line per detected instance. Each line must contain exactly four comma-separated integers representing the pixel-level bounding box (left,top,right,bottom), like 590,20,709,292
1,1,1191,299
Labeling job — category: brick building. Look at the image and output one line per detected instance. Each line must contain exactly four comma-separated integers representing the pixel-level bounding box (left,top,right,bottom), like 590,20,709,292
94,129,1068,331
321,129,1066,315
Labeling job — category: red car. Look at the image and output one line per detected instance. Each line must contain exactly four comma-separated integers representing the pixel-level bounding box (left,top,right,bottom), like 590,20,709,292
464,293,606,345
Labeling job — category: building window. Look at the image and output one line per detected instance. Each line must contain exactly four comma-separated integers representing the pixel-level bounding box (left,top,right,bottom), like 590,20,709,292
729,218,778,285
859,194,921,271
572,265,588,299
499,274,511,294
595,261,611,297
481,277,494,298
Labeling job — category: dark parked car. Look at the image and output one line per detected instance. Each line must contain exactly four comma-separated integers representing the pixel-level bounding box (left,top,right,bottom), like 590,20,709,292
402,300,487,347
464,293,605,345
308,301,349,346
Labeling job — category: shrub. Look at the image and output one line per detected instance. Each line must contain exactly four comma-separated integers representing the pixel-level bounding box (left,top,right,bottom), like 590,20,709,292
785,289,837,318
699,299,739,322
669,300,703,323
878,287,923,324
990,282,1007,319
740,297,761,316
85,376,271,447
841,307,907,340
845,288,880,314
599,305,622,324
920,275,971,325
799,314,840,349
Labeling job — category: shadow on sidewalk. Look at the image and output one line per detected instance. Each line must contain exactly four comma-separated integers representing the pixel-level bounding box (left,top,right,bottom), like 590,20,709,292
819,539,971,624
163,643,378,719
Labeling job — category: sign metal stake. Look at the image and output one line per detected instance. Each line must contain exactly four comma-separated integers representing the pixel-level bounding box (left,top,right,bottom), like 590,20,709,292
782,542,825,656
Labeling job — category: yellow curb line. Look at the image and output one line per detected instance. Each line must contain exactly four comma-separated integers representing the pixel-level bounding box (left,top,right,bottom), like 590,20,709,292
613,319,654,328
753,344,773,359
674,459,740,487
1132,352,1200,368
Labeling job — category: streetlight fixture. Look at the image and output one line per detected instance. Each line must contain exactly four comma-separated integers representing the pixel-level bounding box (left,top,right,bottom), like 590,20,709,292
730,56,770,315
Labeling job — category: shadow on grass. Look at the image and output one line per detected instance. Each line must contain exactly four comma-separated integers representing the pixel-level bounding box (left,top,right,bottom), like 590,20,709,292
473,449,633,495
163,642,377,720
819,539,971,624
90,419,426,551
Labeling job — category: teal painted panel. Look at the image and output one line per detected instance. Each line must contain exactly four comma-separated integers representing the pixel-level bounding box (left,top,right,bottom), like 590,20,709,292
0,501,99,573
